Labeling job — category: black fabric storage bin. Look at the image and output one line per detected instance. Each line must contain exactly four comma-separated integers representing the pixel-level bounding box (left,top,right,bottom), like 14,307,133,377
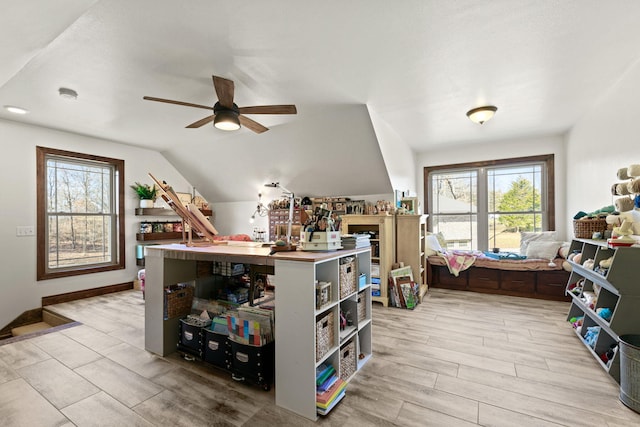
230,340,275,391
203,328,231,370
178,319,203,355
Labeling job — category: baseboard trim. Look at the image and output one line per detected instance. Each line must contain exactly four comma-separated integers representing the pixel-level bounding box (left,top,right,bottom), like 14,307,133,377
42,282,134,306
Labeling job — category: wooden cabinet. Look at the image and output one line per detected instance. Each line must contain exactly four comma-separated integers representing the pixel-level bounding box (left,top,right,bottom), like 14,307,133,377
565,239,640,382
268,208,305,242
395,214,429,302
340,215,394,307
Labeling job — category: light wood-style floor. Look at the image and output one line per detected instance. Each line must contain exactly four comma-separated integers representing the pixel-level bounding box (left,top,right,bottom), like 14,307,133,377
1,288,639,426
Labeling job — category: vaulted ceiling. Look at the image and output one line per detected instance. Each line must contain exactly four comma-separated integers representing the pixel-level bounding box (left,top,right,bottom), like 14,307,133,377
2,1,640,202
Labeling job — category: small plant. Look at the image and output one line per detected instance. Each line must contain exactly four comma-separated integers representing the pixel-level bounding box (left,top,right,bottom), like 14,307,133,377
130,182,157,200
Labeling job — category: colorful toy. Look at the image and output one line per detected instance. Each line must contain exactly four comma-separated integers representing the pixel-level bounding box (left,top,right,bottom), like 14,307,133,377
584,326,601,349
596,307,613,321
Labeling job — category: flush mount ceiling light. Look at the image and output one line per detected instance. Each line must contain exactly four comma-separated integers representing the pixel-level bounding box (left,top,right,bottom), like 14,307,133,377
4,105,29,114
58,87,78,100
213,108,240,131
466,105,497,124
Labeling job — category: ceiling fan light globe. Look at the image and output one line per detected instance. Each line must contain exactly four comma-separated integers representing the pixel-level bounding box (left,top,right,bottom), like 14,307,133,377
214,110,240,131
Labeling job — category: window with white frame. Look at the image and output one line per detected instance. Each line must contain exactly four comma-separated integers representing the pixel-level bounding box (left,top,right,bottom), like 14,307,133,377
424,155,555,252
36,147,125,280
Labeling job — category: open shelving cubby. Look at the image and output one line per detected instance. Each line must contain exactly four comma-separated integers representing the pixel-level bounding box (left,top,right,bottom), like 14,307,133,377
275,247,372,420
565,238,640,382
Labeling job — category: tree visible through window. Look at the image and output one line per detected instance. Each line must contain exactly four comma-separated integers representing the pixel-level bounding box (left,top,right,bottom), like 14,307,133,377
37,147,125,280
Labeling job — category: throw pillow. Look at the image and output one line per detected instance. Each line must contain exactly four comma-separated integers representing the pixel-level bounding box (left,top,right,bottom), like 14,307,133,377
520,231,557,255
526,240,563,260
425,234,444,256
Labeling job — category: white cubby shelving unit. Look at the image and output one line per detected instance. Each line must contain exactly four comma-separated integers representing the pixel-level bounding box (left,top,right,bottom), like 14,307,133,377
275,247,372,420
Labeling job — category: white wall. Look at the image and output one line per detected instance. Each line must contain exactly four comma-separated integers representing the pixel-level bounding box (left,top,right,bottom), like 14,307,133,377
565,59,640,234
213,201,265,237
213,193,395,238
0,119,193,329
416,134,568,239
367,106,417,195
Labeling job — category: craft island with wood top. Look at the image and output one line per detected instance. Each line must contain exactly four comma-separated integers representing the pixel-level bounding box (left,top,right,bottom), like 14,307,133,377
144,243,372,421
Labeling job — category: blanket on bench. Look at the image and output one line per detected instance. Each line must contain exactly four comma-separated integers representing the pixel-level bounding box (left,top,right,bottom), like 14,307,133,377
431,251,565,276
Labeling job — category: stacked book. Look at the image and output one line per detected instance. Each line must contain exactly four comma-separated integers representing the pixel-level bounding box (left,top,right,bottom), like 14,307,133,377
341,233,371,249
316,363,347,415
226,306,275,346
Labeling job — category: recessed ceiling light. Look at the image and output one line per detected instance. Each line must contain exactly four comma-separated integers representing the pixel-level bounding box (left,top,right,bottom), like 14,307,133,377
58,87,78,100
4,105,29,114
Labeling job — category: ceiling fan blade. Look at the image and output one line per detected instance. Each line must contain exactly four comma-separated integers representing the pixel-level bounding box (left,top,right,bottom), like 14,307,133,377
143,96,212,111
239,115,268,134
238,105,297,115
186,115,215,128
212,76,235,109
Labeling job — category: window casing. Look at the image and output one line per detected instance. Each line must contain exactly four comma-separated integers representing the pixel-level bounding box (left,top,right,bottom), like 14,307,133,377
424,155,555,252
37,147,125,280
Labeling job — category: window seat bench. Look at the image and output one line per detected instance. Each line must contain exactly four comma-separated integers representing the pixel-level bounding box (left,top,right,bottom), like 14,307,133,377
426,255,571,301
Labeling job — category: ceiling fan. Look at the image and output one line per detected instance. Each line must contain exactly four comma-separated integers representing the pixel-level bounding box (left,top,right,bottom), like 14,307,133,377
143,75,297,134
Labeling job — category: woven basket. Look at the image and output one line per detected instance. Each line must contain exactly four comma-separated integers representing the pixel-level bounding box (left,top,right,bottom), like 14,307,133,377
339,258,357,299
357,291,367,323
573,218,607,239
339,340,356,381
164,285,194,319
316,311,335,362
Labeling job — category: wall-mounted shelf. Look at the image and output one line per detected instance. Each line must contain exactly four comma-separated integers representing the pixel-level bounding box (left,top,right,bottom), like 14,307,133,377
134,207,213,266
136,232,183,241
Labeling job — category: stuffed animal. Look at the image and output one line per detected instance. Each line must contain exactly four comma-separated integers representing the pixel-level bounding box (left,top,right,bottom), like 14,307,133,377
572,252,582,264
599,257,613,269
606,213,621,227
612,219,634,238
618,209,640,234
596,307,613,321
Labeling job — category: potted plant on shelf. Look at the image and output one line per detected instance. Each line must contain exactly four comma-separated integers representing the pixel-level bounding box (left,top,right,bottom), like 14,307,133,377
130,182,157,208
